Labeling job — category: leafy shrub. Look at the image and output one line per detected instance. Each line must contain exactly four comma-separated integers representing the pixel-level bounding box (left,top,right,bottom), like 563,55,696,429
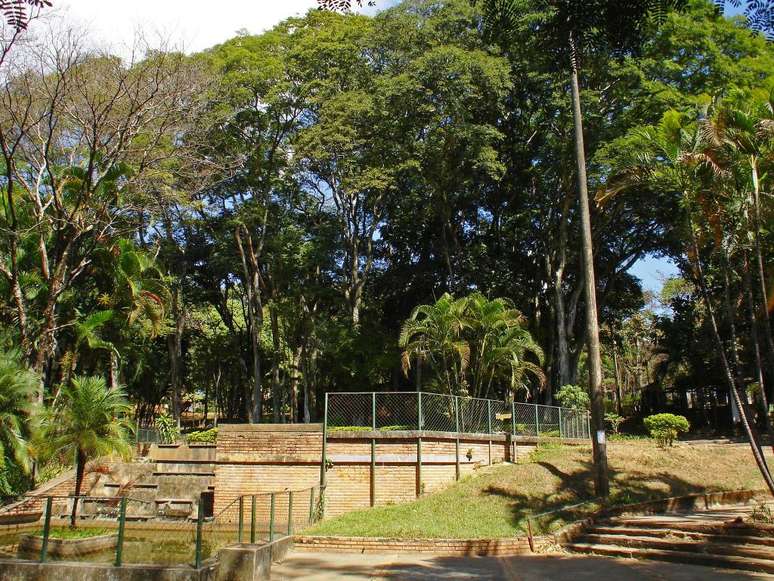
155,413,181,444
643,413,689,446
604,413,624,434
186,428,218,444
555,385,590,410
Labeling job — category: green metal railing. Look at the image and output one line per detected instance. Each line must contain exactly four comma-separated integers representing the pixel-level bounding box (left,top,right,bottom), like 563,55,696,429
325,391,591,439
201,485,324,557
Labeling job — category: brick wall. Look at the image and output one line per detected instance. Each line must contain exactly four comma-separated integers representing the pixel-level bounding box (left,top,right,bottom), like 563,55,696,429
213,424,525,520
294,535,539,556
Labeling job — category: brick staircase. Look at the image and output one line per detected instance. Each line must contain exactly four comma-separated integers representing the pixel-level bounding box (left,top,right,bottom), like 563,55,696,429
566,505,774,574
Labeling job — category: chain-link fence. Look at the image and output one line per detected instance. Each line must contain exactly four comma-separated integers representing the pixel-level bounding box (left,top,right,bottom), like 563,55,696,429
326,392,590,440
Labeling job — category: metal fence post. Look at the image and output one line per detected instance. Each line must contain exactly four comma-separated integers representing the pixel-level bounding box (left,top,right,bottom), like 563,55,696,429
320,393,328,491
418,391,423,431
535,404,540,437
558,407,563,439
269,493,276,542
238,496,244,543
250,495,256,543
511,402,516,435
372,393,377,430
371,392,377,507
487,400,492,434
287,491,294,536
195,493,204,568
309,487,315,525
114,496,127,566
454,396,460,480
39,496,52,563
587,413,591,439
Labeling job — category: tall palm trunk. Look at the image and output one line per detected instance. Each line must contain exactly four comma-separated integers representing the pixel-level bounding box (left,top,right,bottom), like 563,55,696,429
69,449,87,528
745,253,771,434
569,33,608,497
691,233,774,496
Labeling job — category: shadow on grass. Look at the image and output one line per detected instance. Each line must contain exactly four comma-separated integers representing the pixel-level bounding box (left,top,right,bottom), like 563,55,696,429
483,459,709,533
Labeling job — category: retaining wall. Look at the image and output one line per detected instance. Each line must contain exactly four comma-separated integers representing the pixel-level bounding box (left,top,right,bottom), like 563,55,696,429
213,424,535,518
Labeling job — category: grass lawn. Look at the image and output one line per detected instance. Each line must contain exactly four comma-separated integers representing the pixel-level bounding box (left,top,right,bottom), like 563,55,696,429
307,440,772,539
36,527,112,540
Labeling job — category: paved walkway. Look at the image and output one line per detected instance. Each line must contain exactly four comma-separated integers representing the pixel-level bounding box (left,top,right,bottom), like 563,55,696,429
271,551,773,580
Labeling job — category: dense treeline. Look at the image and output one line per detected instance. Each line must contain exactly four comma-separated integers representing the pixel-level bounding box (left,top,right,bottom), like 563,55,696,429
0,0,771,433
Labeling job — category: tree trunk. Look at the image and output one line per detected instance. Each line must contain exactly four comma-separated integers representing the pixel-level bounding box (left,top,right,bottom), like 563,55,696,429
69,449,87,528
745,253,771,434
569,36,608,497
270,306,282,423
167,289,184,420
235,226,264,424
690,233,774,496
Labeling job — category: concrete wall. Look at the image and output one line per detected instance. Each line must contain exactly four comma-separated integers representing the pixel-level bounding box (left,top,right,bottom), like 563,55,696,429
0,558,217,581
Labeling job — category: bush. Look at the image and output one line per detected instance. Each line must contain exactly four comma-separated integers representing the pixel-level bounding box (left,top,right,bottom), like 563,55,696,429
555,385,590,410
186,428,218,444
155,413,181,444
643,413,689,447
604,412,624,435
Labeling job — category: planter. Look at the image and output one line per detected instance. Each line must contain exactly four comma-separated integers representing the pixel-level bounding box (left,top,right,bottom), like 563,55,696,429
18,532,118,558
0,511,42,525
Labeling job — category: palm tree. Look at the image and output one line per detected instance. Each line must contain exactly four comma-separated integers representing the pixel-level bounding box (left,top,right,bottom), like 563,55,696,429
42,376,133,527
0,349,37,492
466,293,546,400
400,293,472,396
604,107,774,496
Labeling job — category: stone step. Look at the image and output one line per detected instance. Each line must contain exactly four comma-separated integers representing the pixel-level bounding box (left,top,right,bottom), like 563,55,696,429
566,542,774,574
578,533,774,561
588,525,774,547
602,519,774,538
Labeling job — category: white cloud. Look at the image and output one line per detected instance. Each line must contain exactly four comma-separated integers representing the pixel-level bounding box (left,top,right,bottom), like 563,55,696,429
55,0,397,54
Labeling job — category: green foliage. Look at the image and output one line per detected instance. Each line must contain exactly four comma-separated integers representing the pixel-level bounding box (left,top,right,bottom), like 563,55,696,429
643,413,690,446
400,293,544,399
155,413,181,444
185,428,218,444
604,412,624,434
555,385,590,410
0,349,38,494
42,376,133,464
37,527,111,540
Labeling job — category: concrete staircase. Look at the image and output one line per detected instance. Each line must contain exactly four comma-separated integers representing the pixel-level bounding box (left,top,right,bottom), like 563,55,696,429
566,505,774,574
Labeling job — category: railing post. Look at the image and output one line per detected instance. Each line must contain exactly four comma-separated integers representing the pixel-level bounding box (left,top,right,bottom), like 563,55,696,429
114,496,127,566
287,491,294,536
418,392,423,431
269,493,276,542
535,404,540,437
238,496,244,543
250,495,256,543
39,496,53,563
195,493,204,568
455,396,460,433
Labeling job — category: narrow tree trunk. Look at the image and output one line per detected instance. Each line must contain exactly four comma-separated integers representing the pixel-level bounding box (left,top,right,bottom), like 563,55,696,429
569,36,608,497
270,306,282,423
70,449,87,528
745,253,771,434
691,233,774,496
